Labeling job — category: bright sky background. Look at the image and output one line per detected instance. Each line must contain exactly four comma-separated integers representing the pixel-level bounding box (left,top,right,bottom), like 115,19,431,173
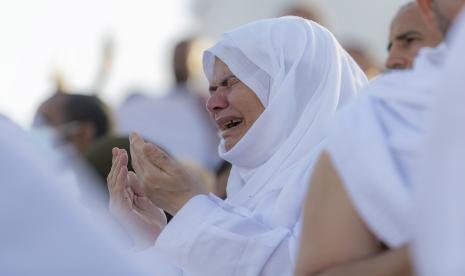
1,0,410,128
0,0,196,127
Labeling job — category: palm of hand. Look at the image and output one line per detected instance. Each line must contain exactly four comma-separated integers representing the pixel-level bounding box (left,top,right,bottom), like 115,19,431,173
125,172,167,232
129,134,207,215
108,148,167,249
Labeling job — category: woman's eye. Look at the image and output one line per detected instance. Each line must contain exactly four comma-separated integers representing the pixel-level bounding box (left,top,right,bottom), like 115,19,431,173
226,77,239,87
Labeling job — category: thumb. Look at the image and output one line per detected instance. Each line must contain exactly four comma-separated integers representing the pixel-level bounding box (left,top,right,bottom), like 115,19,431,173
127,171,144,196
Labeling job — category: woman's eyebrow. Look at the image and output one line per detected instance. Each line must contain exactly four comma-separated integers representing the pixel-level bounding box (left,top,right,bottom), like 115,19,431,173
209,74,236,92
219,74,236,84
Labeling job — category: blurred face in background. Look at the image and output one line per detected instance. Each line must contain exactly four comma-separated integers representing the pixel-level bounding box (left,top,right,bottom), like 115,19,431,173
206,58,264,151
386,3,443,70
35,93,100,154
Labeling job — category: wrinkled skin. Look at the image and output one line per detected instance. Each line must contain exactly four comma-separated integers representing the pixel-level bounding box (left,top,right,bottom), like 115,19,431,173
107,147,167,249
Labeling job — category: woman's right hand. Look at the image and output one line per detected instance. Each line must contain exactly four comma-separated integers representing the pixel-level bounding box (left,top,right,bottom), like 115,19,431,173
107,147,167,249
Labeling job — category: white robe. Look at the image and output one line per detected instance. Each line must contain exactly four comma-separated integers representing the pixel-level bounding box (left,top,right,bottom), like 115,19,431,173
154,17,367,275
0,115,172,275
412,9,465,276
324,42,448,247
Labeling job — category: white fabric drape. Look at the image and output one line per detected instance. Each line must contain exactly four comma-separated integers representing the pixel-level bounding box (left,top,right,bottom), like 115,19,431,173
155,17,367,276
0,116,158,275
412,9,465,276
325,43,448,247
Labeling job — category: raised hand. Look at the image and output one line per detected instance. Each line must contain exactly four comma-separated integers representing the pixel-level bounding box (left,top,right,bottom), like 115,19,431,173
107,147,167,249
129,133,207,216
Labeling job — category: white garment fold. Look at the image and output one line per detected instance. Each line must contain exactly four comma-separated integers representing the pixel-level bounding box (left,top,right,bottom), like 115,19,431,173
412,9,465,276
325,43,448,247
155,16,367,275
0,116,153,275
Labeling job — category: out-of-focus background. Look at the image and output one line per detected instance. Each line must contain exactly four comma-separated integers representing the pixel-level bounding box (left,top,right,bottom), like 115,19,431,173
1,0,410,127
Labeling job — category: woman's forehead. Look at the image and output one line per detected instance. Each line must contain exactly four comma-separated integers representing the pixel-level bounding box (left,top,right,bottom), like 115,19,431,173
212,58,233,81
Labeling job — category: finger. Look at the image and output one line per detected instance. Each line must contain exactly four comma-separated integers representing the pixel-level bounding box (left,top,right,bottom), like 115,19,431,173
110,149,127,193
120,148,129,168
107,147,121,191
128,171,144,196
112,147,117,162
115,160,129,198
129,133,146,175
108,147,118,182
143,143,177,174
129,132,146,157
130,147,145,176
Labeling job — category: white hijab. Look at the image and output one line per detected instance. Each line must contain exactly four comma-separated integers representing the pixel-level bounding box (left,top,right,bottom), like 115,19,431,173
203,16,367,207
324,43,448,247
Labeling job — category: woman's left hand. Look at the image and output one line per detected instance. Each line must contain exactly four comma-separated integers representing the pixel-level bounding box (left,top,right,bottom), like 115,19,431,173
129,133,208,216
107,148,167,249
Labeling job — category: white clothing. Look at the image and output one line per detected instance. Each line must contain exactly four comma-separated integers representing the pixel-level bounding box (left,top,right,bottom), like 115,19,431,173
117,85,221,171
0,115,154,275
412,9,465,276
155,17,367,275
325,43,447,247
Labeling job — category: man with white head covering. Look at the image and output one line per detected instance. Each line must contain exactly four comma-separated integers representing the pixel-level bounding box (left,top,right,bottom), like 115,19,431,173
107,16,367,275
295,1,465,275
412,8,465,276
0,115,155,275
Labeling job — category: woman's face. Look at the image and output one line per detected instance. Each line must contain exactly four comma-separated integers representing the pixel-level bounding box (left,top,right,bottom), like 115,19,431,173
206,58,265,151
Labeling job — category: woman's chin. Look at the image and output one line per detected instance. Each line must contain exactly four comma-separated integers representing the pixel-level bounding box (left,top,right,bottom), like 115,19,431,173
223,139,238,152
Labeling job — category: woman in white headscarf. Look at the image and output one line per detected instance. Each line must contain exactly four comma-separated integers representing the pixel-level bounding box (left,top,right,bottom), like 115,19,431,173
108,16,366,275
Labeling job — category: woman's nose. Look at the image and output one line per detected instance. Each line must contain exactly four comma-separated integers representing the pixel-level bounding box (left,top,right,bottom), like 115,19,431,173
206,91,229,113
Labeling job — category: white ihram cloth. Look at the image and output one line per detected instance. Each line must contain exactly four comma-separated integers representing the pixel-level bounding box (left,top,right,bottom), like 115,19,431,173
0,116,159,275
412,9,465,276
154,16,367,275
325,41,447,247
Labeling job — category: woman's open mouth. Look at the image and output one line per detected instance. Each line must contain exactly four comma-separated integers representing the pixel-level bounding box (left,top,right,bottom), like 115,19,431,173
216,117,244,135
224,119,242,130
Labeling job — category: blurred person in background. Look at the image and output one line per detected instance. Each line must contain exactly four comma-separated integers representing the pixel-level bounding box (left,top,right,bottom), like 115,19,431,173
295,0,465,275
344,43,382,79
385,2,443,70
108,16,366,275
283,4,382,79
283,3,326,26
30,92,114,205
117,37,221,171
33,92,113,155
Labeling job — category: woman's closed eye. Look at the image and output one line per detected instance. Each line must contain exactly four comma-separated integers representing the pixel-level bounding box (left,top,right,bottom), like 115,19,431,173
221,76,240,88
209,76,240,93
